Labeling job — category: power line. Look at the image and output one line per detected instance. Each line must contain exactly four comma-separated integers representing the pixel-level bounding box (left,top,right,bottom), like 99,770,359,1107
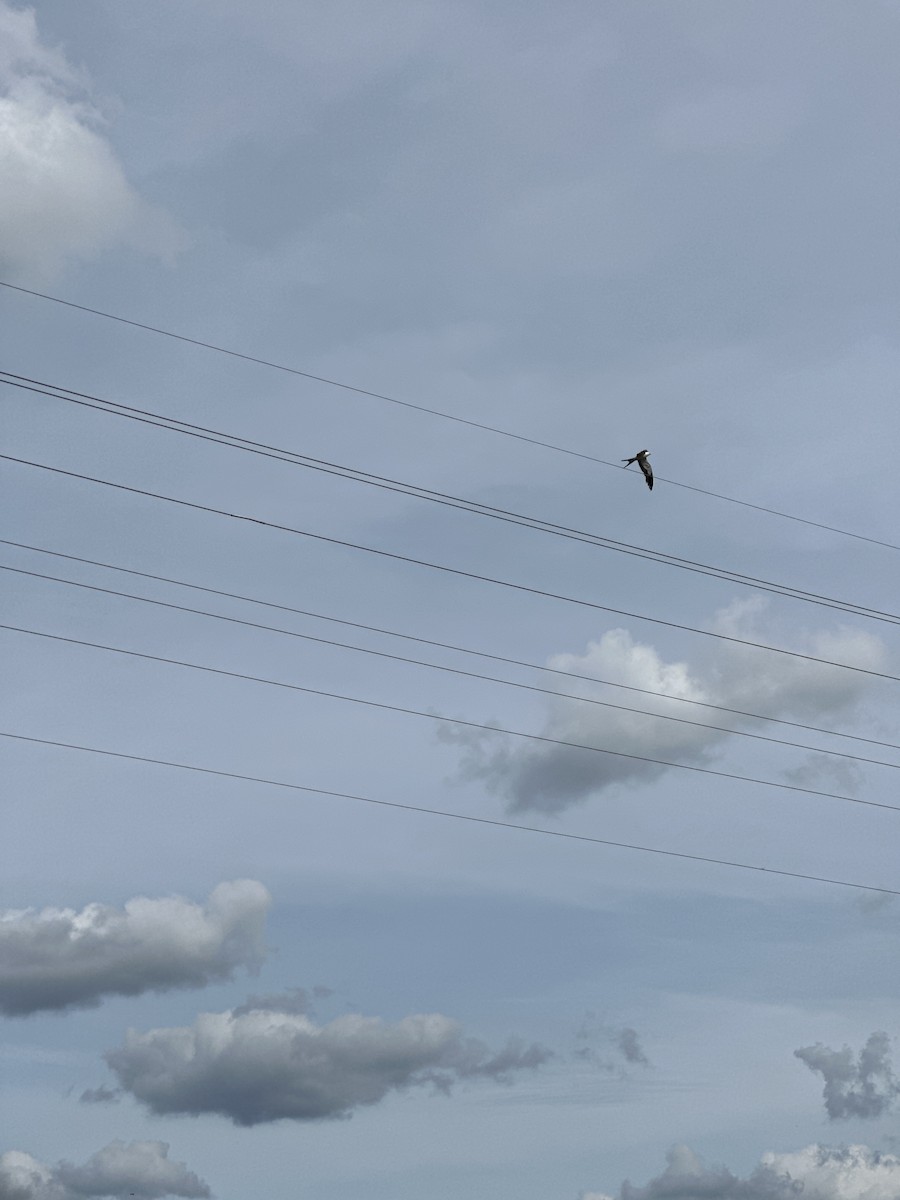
7,561,900,773
4,451,898,684
7,536,897,753
3,730,898,897
2,278,897,554
5,369,898,627
3,619,899,815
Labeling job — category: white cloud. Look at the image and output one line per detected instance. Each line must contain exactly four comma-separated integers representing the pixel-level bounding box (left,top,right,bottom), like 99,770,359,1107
446,599,886,815
587,1142,900,1199
0,880,270,1015
105,998,550,1125
0,1,185,281
0,1140,210,1200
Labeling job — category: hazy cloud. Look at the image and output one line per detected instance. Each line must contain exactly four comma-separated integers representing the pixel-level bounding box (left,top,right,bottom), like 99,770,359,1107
105,1000,550,1125
795,1031,899,1119
574,1014,651,1071
585,1142,900,1199
232,987,311,1018
447,599,886,814
0,1,185,281
0,1140,210,1200
0,880,270,1016
78,1084,121,1106
616,1027,649,1067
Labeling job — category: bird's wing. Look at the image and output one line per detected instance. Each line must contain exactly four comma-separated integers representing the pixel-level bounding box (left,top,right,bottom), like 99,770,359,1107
640,459,653,490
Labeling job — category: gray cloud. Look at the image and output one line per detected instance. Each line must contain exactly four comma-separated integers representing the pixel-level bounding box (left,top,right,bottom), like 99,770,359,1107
583,1142,900,1199
795,1031,898,1119
574,1014,651,1071
0,1140,210,1200
616,1027,649,1067
105,1001,550,1125
0,880,270,1016
78,1084,121,1106
446,599,886,814
0,0,184,282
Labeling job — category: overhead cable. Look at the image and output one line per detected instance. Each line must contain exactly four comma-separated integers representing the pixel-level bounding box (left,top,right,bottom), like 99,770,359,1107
6,536,896,752
3,730,899,897
3,620,899,815
1,279,896,553
3,370,897,626
6,561,899,774
3,452,898,684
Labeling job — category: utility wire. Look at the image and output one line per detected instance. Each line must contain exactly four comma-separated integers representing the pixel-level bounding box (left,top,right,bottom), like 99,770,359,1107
4,370,898,627
7,561,900,774
3,620,899,815
6,537,897,753
3,452,899,684
3,451,897,686
2,278,897,554
3,730,899,897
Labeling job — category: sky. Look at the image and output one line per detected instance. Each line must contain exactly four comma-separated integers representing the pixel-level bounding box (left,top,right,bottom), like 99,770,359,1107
1,2,900,1197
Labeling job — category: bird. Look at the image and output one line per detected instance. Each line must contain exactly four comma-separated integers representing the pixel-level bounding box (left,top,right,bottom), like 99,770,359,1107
622,449,653,490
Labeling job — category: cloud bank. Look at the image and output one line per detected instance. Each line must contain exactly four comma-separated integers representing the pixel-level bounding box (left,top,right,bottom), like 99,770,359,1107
0,880,270,1016
447,599,885,814
584,1142,900,1200
0,1140,210,1200
0,1,184,281
795,1031,899,1120
105,998,550,1125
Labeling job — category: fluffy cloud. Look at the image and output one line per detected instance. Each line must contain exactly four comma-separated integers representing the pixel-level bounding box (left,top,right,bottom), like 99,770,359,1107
795,1032,899,1119
585,1142,900,1200
0,880,270,1016
105,998,550,1125
447,599,885,814
0,2,184,281
0,1140,210,1200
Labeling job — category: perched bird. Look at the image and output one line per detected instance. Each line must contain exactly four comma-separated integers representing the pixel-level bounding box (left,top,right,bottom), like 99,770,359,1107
622,449,653,490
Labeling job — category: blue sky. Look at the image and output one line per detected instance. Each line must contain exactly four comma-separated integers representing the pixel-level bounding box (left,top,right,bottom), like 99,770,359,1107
2,3,900,1197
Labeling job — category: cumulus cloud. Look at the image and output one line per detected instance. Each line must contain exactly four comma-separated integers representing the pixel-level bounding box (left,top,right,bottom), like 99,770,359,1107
795,1032,899,1120
446,598,885,814
585,1141,900,1199
105,999,550,1125
0,880,270,1016
0,1140,210,1200
0,1,184,281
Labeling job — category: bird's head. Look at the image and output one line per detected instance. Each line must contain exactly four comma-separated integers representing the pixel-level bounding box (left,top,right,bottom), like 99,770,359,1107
639,449,650,457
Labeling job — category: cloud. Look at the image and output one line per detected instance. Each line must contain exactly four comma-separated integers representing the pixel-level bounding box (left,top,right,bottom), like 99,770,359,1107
232,987,311,1018
105,999,550,1125
0,1140,210,1200
78,1084,121,1106
585,1142,900,1199
445,599,886,814
615,1027,650,1067
795,1031,899,1119
0,880,270,1016
574,1014,651,1071
0,1,185,281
